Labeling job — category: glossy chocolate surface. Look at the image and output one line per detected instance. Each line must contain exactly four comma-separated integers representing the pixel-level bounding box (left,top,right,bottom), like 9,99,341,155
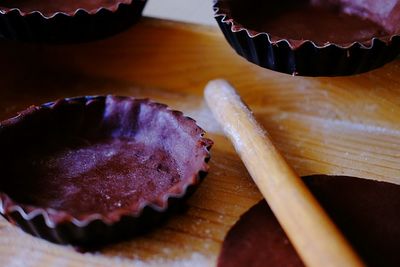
221,0,400,46
0,96,211,222
0,0,132,16
218,175,400,267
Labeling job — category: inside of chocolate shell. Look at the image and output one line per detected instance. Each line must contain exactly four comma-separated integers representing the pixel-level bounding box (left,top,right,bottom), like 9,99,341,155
220,0,400,46
0,96,208,219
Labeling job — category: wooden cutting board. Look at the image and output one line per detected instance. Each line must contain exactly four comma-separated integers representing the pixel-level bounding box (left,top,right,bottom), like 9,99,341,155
0,17,400,267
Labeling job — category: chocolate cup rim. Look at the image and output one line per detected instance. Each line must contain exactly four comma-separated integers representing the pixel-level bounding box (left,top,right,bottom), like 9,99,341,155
0,0,147,19
0,95,213,228
213,0,400,50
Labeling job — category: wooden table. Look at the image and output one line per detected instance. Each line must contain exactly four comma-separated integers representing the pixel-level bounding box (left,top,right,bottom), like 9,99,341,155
0,18,400,267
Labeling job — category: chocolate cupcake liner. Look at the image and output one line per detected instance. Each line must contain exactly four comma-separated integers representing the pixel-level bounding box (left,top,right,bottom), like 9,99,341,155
0,95,212,246
0,0,147,43
214,1,400,76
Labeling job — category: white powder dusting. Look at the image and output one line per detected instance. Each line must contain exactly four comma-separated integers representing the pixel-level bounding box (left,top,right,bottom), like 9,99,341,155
317,116,400,135
2,243,43,267
0,226,215,267
184,102,223,134
203,79,272,162
149,253,212,267
272,111,400,136
102,253,214,267
342,0,398,18
212,83,267,155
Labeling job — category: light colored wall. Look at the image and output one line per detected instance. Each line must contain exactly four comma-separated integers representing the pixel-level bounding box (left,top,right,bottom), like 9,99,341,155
143,0,217,25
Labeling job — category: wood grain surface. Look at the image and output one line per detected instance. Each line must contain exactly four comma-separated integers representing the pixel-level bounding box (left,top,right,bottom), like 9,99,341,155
205,80,364,267
0,17,400,267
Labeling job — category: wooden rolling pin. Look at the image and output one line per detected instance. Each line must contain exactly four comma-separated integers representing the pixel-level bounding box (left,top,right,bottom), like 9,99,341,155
204,79,364,267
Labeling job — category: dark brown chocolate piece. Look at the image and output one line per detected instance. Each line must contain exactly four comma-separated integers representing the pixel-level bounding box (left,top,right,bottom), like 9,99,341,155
214,0,400,76
7,138,181,217
0,95,212,245
218,175,400,267
218,198,305,267
0,0,147,42
235,5,387,46
221,0,399,47
0,0,132,17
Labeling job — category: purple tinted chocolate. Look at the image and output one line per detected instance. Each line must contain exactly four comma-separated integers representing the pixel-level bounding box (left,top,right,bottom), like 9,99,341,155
218,175,400,267
233,5,387,47
0,95,212,245
218,198,305,267
9,139,182,217
0,0,147,42
219,0,399,47
0,0,132,17
214,0,400,76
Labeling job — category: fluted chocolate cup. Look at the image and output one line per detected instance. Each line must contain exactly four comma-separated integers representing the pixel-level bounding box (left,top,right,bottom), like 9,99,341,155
0,0,147,42
214,0,400,76
0,95,212,246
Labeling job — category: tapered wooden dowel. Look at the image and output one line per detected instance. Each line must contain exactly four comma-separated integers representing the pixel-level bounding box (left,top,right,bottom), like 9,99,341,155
204,79,364,267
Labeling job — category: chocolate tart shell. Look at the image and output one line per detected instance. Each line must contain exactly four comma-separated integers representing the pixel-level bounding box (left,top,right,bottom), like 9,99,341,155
0,95,212,246
213,0,400,76
0,0,147,42
218,175,400,267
